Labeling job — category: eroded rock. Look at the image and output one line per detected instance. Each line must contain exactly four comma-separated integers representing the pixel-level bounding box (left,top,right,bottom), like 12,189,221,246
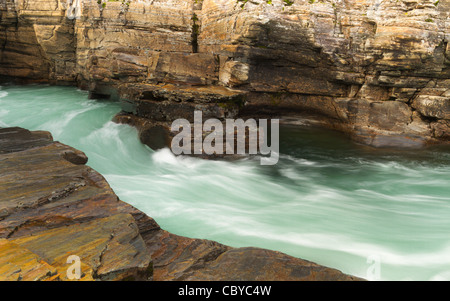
1,0,448,147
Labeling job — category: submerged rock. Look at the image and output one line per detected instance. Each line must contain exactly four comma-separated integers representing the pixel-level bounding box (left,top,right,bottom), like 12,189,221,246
0,126,362,281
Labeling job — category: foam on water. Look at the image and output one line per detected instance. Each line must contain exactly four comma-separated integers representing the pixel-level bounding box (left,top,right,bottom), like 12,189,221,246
152,147,205,170
1,85,450,280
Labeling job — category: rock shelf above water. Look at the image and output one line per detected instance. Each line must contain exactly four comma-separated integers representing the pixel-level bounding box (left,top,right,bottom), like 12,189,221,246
1,0,448,148
0,126,361,281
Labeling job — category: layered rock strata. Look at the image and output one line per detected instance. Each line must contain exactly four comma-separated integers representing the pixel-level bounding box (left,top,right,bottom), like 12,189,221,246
0,127,361,281
0,0,449,148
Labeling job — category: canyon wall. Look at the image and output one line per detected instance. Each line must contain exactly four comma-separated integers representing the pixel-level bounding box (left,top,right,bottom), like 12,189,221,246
0,0,449,147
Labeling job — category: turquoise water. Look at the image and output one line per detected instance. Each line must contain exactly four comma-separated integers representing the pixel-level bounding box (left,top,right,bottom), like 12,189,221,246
1,84,450,281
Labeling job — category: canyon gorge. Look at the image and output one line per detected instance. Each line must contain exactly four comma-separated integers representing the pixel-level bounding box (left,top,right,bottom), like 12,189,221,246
1,0,449,148
1,0,450,281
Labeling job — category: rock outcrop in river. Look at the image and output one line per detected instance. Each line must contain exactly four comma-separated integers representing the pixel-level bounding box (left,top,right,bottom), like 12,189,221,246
0,0,449,148
0,126,360,280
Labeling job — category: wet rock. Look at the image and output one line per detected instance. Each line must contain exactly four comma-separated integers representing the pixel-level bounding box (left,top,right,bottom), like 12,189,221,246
113,112,173,150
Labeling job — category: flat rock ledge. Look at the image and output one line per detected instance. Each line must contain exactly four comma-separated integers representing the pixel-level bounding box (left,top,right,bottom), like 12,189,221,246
0,127,362,281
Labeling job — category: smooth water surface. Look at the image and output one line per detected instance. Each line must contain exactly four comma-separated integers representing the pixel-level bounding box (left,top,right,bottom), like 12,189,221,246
1,84,450,281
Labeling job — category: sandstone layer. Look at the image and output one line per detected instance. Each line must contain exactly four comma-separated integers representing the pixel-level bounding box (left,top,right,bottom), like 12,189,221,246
0,0,449,148
0,126,361,281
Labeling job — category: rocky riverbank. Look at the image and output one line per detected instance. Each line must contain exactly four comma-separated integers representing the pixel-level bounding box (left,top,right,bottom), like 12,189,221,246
0,0,449,149
0,126,361,281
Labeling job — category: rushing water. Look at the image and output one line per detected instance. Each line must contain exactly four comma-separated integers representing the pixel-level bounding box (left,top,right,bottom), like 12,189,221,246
1,84,450,281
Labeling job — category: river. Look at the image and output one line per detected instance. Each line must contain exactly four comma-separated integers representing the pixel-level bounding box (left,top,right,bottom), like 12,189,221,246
1,84,449,281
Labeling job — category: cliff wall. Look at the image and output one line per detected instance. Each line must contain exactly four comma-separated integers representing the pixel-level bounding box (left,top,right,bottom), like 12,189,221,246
0,0,449,147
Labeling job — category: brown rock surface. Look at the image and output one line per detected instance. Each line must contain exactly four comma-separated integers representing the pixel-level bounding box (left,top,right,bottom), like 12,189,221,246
0,239,58,281
0,127,153,280
0,127,362,281
1,0,448,147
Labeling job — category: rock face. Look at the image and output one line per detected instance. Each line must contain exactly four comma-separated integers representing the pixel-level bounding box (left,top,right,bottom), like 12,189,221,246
0,127,361,281
0,127,152,280
0,0,449,148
